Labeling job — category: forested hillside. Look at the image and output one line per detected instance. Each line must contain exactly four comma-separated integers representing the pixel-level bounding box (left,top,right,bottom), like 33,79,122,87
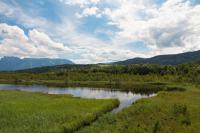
114,50,200,65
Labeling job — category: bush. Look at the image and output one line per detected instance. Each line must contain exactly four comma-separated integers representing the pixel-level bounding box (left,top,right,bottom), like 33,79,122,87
173,104,187,116
181,116,191,126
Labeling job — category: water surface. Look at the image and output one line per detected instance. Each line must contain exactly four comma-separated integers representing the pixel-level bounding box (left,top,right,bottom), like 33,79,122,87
0,84,155,112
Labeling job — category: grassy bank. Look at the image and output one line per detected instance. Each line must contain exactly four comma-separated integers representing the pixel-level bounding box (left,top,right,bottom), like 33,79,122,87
0,91,119,133
0,74,184,94
78,84,200,133
0,79,185,95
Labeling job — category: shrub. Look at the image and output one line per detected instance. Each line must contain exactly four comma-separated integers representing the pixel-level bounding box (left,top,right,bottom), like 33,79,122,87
181,116,191,126
173,104,187,116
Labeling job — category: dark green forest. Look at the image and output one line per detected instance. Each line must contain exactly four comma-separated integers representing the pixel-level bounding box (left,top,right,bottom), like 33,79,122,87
0,61,199,90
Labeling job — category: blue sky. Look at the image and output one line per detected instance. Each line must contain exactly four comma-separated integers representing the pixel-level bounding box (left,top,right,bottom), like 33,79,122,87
0,0,200,63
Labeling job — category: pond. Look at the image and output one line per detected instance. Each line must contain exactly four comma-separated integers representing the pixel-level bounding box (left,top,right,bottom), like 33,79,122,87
0,84,155,112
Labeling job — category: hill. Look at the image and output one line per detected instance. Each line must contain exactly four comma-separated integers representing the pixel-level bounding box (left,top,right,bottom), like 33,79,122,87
114,50,200,65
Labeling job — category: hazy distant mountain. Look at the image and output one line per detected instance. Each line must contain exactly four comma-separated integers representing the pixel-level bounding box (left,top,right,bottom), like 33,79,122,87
0,56,74,71
114,50,200,65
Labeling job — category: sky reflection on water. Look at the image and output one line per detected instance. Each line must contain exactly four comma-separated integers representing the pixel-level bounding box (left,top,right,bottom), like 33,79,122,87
0,84,155,112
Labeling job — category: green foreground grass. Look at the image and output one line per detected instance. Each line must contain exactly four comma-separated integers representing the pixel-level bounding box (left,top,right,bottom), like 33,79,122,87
0,91,119,133
78,84,200,133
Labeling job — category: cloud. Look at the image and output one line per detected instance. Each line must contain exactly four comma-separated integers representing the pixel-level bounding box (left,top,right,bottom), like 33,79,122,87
101,0,200,52
0,0,200,64
0,23,72,58
60,0,100,8
73,47,144,64
0,1,48,28
76,7,100,18
60,0,200,56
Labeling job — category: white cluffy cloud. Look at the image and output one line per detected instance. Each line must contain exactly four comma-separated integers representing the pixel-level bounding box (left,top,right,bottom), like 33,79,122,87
0,23,72,58
60,0,200,58
102,0,200,52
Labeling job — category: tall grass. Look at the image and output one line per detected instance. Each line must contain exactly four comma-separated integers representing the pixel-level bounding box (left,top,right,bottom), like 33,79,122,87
77,84,200,133
0,91,119,133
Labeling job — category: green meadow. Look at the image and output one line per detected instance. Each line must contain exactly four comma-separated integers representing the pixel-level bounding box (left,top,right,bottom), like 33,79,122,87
0,91,119,133
78,84,200,133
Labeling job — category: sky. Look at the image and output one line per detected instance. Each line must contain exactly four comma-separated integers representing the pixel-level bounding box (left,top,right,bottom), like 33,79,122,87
0,0,200,64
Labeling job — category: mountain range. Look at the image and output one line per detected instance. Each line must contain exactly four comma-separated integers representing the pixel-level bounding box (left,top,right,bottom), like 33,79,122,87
114,50,200,65
0,50,200,71
0,57,73,71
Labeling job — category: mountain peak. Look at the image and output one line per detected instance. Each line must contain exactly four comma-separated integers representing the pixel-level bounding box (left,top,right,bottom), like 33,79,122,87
0,57,74,71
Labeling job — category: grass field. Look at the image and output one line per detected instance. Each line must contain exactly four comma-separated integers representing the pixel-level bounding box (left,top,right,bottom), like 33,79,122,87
0,91,119,133
78,84,200,133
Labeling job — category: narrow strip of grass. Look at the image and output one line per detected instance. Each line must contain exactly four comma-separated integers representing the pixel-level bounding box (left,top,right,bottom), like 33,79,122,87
77,84,200,133
0,90,119,133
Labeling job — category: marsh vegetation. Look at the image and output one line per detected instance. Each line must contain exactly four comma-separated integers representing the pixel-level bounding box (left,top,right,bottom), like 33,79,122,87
0,62,199,132
77,84,200,133
0,91,119,133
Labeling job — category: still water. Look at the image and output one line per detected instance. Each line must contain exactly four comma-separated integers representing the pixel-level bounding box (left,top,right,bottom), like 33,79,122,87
0,84,155,112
